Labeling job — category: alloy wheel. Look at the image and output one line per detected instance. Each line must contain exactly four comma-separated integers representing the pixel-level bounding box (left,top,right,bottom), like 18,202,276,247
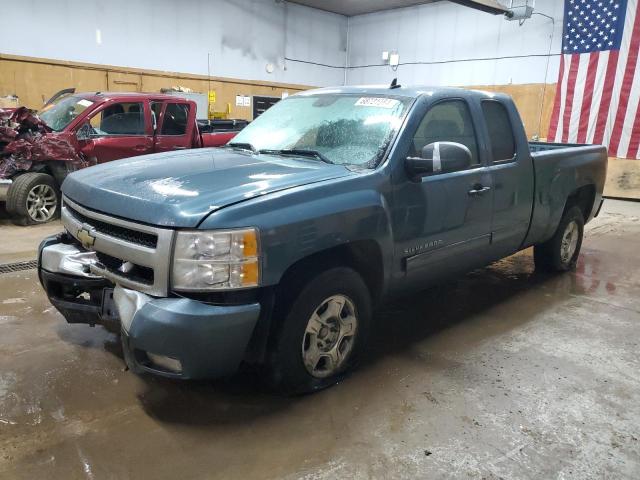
26,184,57,222
301,294,358,378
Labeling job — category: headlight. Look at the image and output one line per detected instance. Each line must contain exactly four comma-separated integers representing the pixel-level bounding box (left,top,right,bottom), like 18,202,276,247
172,228,260,291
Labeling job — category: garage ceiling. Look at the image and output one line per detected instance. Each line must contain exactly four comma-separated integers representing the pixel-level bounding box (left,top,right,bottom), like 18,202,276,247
288,0,441,17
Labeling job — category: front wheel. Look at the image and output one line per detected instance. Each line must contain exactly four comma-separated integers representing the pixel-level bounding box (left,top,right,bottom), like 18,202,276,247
266,267,371,395
534,206,585,272
6,172,60,225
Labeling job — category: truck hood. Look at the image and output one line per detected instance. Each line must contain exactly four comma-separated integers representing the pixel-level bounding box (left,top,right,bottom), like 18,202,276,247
62,148,353,227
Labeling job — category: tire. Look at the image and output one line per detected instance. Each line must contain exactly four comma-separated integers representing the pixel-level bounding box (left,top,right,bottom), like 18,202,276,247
534,206,584,272
6,172,60,225
266,267,372,395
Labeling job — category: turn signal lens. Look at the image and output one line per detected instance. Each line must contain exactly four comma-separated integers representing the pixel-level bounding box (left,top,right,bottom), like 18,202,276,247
241,261,260,286
242,231,258,257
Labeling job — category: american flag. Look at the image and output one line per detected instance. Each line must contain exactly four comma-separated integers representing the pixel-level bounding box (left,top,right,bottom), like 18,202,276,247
548,0,640,159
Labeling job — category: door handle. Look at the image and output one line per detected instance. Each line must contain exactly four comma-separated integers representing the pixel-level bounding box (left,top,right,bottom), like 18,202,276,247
133,145,148,152
468,186,491,196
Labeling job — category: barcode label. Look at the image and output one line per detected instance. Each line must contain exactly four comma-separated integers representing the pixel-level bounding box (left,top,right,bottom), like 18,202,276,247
354,97,399,108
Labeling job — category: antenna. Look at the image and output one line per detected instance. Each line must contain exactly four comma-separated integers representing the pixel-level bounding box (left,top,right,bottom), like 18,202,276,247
390,78,401,89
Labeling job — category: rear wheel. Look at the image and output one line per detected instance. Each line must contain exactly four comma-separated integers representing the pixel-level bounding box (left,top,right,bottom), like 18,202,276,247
534,206,584,272
6,173,60,225
266,267,371,395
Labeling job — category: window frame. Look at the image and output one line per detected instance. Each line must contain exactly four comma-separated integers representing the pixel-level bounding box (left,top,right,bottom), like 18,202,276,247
409,97,483,174
86,101,147,137
150,101,163,133
480,99,517,164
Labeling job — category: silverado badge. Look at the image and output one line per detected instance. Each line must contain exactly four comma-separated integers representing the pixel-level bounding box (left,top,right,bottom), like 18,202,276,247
77,228,96,249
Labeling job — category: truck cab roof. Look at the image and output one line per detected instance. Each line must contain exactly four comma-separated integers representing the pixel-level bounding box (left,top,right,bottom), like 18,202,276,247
73,92,187,103
296,85,511,102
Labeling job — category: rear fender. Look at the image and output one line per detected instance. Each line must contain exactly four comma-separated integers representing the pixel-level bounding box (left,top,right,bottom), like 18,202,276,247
525,146,606,246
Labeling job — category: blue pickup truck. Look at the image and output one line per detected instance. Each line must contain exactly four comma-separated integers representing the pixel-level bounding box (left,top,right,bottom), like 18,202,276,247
38,85,607,394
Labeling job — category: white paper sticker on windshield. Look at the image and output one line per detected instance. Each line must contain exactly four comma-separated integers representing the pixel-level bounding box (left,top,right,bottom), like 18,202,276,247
355,97,399,108
77,99,94,107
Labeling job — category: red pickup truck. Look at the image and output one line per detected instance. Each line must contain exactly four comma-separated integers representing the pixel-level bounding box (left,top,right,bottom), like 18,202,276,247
0,92,247,224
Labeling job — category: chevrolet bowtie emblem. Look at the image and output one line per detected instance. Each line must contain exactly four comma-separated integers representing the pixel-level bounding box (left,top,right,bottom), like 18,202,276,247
77,228,96,249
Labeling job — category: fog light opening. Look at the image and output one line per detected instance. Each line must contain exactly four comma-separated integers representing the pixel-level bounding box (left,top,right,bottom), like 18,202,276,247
146,352,183,373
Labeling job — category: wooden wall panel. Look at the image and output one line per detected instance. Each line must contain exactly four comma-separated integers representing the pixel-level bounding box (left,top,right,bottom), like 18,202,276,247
107,72,142,92
0,54,557,129
0,54,306,121
604,158,640,200
467,83,557,140
0,58,108,107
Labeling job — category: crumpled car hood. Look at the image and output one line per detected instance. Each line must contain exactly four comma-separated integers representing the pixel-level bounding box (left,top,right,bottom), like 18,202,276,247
62,148,353,227
0,107,88,179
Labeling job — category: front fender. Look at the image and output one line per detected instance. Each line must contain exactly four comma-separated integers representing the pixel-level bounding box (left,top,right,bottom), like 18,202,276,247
199,172,394,288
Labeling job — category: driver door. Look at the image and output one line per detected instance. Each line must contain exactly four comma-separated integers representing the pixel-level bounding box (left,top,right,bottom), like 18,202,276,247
393,99,494,288
82,101,153,163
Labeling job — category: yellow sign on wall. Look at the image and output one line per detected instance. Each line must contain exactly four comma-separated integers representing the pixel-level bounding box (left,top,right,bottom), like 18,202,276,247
208,90,216,103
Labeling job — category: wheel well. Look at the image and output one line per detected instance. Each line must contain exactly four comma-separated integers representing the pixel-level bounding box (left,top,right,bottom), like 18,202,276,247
32,162,63,186
565,184,596,222
255,241,384,362
277,240,384,304
14,164,55,182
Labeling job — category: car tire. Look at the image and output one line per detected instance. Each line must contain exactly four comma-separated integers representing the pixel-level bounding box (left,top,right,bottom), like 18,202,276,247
534,206,585,272
266,267,372,395
6,172,60,225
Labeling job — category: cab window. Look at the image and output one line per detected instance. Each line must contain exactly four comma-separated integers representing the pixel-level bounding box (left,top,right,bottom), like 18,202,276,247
412,100,479,166
161,103,190,135
481,101,516,162
88,102,144,136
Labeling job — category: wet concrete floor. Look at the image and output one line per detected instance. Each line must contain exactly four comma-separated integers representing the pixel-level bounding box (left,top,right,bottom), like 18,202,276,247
0,199,639,479
0,206,61,263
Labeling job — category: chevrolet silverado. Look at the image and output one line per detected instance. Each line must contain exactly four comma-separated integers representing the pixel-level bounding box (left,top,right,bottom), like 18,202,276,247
37,85,607,394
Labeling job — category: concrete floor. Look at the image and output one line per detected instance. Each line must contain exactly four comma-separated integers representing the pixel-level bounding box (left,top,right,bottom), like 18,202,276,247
0,206,62,263
1,199,639,479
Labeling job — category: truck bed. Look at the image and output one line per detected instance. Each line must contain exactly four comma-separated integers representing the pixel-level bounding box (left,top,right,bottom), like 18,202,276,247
525,141,608,248
198,119,249,147
529,141,593,153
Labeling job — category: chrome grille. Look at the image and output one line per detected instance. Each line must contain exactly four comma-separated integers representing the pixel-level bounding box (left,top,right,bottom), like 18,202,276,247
65,203,158,248
95,252,154,285
61,196,174,296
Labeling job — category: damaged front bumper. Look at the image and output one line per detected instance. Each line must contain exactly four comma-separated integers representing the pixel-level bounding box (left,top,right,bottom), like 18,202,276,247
38,234,262,379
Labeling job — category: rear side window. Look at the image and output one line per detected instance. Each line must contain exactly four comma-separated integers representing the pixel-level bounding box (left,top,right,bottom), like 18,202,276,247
412,100,479,165
161,103,190,135
481,101,516,161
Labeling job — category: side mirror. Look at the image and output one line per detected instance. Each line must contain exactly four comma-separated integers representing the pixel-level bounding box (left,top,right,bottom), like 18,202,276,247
405,141,472,179
76,123,93,141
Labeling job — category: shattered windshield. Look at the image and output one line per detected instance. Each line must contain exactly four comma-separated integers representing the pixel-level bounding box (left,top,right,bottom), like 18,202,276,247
39,95,95,132
230,94,413,168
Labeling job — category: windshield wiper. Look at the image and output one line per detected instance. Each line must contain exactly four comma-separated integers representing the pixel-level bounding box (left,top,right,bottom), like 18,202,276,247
259,149,333,164
227,142,258,153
